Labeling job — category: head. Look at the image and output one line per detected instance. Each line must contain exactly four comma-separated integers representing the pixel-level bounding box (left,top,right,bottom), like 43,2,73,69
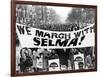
20,47,30,59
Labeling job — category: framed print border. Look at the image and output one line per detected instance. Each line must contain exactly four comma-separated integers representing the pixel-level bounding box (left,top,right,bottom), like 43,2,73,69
11,0,97,77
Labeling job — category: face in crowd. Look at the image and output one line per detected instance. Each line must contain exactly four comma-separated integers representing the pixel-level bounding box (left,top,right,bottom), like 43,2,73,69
20,47,31,60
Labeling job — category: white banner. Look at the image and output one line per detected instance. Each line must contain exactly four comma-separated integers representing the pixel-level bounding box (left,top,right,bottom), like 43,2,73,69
74,52,84,69
48,59,60,71
16,23,94,48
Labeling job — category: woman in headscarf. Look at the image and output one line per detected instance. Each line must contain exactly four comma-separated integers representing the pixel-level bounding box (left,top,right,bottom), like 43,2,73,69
19,47,33,72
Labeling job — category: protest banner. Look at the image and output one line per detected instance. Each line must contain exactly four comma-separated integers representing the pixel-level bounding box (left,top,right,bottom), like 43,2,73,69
16,23,94,48
48,59,60,71
74,52,84,69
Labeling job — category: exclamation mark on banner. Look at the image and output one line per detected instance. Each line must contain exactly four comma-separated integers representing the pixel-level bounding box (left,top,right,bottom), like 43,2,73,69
79,36,85,45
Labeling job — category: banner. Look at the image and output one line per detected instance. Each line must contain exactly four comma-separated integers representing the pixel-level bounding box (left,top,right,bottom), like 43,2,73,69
74,52,84,69
48,59,60,71
16,23,94,48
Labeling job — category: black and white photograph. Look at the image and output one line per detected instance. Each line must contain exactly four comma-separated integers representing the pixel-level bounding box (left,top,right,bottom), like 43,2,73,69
15,3,96,75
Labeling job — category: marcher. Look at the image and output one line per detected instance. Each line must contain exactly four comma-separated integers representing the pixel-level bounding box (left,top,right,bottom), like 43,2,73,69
19,47,33,72
85,54,93,69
